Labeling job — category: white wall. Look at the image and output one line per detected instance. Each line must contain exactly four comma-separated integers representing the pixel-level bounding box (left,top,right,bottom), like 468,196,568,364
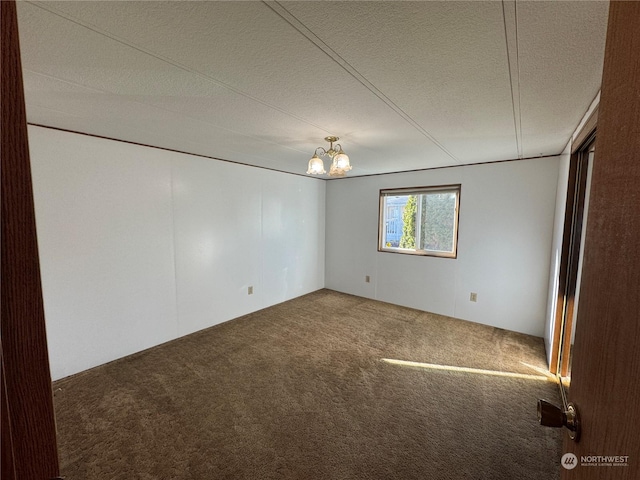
325,157,560,337
29,126,325,380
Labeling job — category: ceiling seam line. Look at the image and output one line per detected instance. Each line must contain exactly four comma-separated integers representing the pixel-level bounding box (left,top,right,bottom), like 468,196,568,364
514,0,524,159
501,0,522,159
24,69,311,156
265,1,460,163
25,0,335,136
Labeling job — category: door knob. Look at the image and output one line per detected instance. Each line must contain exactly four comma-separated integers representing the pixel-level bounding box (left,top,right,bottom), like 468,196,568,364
537,399,581,442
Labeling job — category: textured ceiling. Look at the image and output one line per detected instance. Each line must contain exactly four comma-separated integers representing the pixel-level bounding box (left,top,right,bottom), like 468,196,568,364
17,1,609,178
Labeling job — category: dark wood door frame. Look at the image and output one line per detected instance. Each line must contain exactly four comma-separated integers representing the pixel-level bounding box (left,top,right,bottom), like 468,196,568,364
1,0,61,478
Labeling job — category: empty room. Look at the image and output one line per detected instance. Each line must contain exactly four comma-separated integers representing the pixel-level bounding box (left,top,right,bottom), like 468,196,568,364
3,1,639,479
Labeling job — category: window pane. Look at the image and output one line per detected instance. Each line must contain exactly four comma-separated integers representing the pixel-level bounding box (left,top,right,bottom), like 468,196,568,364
383,195,408,248
420,192,456,252
399,195,417,249
379,185,459,258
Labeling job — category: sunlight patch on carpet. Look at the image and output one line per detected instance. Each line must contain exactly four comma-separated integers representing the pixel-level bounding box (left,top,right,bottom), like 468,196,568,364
382,358,555,382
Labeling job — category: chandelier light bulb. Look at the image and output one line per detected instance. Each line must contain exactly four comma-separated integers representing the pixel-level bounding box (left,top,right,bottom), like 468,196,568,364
333,150,351,171
307,154,326,175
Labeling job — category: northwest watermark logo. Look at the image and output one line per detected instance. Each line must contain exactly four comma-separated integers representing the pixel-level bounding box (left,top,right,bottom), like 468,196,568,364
562,453,629,469
561,453,578,470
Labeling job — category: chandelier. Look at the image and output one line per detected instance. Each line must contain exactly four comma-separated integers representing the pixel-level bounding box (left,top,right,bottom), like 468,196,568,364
307,136,352,177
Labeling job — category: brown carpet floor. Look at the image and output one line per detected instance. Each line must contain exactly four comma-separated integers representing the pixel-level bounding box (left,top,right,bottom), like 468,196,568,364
53,289,562,479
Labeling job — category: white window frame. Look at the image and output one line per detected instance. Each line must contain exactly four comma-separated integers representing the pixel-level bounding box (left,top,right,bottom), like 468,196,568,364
378,184,461,258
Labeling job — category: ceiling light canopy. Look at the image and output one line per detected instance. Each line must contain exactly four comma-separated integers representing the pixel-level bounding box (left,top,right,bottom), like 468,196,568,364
307,136,352,177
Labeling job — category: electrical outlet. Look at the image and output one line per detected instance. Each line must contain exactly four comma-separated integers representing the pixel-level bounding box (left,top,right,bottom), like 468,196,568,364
248,286,253,295
365,275,371,283
470,292,477,302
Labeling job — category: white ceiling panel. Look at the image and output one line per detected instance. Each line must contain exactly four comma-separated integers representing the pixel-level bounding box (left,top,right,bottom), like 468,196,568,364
516,0,609,158
17,0,609,178
282,1,519,160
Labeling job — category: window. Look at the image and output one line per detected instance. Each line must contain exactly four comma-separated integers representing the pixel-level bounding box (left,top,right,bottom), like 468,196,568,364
378,185,460,258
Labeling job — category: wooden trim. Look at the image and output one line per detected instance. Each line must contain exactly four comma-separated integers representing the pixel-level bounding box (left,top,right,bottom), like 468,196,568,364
31,123,561,182
377,190,384,254
328,154,561,180
27,123,324,181
380,184,461,196
549,125,597,375
377,249,458,259
559,142,593,377
1,1,60,477
571,106,598,154
548,153,579,374
550,139,595,375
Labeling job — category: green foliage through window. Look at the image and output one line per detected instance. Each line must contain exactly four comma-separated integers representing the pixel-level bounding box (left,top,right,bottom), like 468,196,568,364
421,193,456,252
399,195,417,249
